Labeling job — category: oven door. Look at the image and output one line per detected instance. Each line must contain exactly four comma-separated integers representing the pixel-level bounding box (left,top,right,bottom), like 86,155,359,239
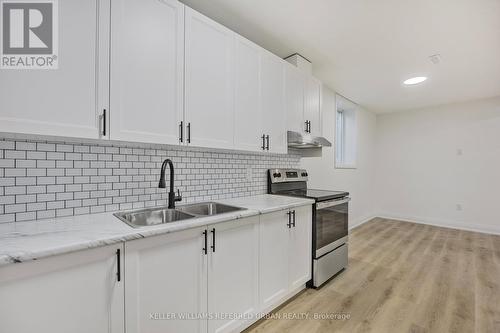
314,198,350,258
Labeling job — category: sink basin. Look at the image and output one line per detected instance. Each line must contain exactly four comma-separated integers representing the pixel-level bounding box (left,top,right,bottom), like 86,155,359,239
177,202,246,216
114,207,195,228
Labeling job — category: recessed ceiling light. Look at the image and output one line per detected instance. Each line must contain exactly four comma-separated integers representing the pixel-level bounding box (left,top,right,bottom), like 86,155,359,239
403,76,427,85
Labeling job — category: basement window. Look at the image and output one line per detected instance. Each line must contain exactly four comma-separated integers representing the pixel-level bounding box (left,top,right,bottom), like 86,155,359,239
335,95,357,169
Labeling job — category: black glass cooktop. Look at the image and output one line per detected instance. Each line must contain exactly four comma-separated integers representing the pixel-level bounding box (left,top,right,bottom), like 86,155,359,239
279,189,349,202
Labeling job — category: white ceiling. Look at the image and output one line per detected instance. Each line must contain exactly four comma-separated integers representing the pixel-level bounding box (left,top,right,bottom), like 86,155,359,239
180,0,500,113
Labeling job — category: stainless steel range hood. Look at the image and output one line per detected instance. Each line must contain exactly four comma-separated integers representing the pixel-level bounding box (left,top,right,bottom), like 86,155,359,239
287,131,332,149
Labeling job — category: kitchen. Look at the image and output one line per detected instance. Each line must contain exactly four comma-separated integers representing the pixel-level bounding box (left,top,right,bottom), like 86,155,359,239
1,0,499,332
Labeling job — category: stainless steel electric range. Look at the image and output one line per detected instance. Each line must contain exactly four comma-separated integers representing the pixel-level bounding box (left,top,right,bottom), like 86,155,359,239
268,168,350,288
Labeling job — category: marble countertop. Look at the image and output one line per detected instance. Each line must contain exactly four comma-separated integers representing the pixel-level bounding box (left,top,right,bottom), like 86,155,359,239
0,194,314,267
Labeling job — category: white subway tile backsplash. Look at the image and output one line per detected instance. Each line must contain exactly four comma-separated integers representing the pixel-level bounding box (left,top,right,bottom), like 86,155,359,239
5,150,26,159
16,160,36,168
5,186,26,195
37,210,55,219
56,208,74,217
0,137,300,223
16,177,36,186
0,141,15,149
0,196,15,205
0,159,15,168
16,142,36,150
16,212,36,222
0,214,15,223
27,151,47,160
5,204,26,214
27,202,46,212
56,144,73,152
37,143,56,151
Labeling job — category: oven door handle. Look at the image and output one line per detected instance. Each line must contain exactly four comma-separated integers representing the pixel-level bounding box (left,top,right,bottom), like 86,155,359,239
316,197,351,209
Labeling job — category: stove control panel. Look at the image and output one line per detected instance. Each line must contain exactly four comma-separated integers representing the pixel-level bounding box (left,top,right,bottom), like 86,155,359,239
268,168,308,183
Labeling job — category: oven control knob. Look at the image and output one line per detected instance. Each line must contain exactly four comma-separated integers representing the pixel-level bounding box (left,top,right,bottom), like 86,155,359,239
273,172,282,178
301,172,308,177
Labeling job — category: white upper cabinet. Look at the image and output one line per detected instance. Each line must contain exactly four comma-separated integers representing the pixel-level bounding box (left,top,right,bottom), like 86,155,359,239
207,216,259,333
110,0,184,145
261,51,287,154
124,227,207,333
184,7,235,149
304,76,322,136
233,38,287,154
285,64,306,133
285,63,322,136
0,0,110,139
0,244,124,333
233,37,263,152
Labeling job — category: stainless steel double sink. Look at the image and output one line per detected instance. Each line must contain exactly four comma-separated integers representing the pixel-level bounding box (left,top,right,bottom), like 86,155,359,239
114,202,246,228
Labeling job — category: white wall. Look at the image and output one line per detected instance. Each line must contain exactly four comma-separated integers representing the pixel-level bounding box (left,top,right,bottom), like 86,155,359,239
301,87,378,228
376,96,500,234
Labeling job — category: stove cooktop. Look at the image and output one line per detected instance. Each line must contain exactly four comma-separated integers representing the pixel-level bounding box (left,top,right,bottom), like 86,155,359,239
278,189,349,202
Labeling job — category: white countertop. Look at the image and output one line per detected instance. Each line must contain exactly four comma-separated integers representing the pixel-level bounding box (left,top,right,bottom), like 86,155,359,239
0,194,314,267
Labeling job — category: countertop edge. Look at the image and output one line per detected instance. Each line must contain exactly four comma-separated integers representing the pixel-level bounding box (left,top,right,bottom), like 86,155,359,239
0,195,314,268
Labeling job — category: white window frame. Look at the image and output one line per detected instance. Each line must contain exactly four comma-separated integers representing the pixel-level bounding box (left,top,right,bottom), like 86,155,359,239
335,95,357,169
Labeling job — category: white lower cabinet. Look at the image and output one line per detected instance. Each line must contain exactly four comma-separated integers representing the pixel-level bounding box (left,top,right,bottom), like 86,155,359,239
207,216,260,333
124,226,207,333
1,205,312,333
288,205,313,289
124,206,310,333
259,205,312,311
259,210,290,310
0,244,124,333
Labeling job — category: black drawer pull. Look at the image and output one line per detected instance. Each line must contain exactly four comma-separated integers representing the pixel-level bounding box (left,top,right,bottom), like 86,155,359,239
211,228,216,252
202,230,208,254
116,248,121,282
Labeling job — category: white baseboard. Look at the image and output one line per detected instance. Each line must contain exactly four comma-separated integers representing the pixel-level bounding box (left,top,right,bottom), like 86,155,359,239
349,214,378,230
376,212,500,236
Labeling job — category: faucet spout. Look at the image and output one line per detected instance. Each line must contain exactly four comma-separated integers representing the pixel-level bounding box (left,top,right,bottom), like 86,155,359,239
159,159,182,209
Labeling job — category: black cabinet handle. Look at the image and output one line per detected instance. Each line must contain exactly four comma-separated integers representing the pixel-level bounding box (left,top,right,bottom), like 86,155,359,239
292,210,296,227
211,228,216,252
202,230,208,254
179,121,183,142
116,248,121,282
261,134,266,150
287,211,292,228
102,109,107,137
187,123,191,143
305,120,308,133
266,135,270,151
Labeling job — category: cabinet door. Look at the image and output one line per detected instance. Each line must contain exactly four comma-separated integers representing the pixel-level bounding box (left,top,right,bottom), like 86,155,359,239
285,64,305,134
262,52,287,154
185,7,234,149
304,76,322,136
0,244,124,333
0,0,109,139
208,216,259,333
125,227,207,333
259,209,289,311
233,37,263,152
289,205,312,290
110,0,184,144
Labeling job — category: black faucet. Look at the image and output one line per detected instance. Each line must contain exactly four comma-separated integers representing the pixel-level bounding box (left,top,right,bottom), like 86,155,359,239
158,159,182,209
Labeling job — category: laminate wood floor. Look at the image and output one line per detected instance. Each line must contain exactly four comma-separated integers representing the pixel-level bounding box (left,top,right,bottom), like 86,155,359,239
245,218,500,333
